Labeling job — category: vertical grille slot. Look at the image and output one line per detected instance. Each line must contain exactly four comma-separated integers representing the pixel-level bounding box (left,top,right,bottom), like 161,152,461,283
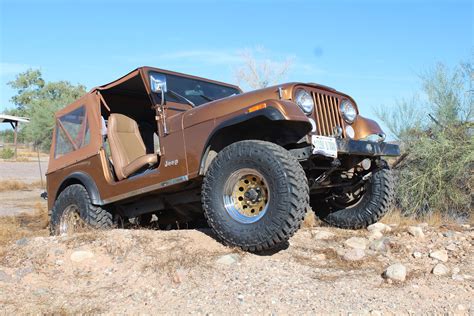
312,92,345,137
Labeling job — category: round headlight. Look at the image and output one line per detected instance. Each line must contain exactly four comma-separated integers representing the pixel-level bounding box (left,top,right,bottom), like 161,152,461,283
340,100,357,123
295,89,314,115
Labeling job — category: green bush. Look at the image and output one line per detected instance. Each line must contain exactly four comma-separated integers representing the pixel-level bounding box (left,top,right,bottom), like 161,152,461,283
377,62,473,219
0,147,15,159
7,69,86,151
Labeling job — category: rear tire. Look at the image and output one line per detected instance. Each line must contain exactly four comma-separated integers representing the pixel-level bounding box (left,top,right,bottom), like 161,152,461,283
50,184,113,235
310,163,394,229
201,140,308,252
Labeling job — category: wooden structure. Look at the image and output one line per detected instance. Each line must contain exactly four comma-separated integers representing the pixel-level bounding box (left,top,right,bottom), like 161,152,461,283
0,114,30,160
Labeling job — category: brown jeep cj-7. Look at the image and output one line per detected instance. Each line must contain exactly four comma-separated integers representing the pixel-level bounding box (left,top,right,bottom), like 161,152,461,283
47,66,399,251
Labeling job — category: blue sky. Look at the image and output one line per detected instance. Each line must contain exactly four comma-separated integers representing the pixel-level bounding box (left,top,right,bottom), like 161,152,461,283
0,0,472,129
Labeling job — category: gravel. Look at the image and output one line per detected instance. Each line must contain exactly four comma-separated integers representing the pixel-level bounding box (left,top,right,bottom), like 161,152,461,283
0,219,472,314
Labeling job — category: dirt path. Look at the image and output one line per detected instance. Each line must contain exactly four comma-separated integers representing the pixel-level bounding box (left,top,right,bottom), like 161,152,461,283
0,160,48,216
0,159,48,183
0,224,472,314
0,189,45,216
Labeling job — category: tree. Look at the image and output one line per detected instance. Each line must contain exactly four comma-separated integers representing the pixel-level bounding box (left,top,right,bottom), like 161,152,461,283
7,69,86,151
376,62,473,219
234,48,292,90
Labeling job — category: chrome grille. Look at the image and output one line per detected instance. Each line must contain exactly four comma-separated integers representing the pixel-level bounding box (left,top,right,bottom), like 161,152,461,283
312,91,346,137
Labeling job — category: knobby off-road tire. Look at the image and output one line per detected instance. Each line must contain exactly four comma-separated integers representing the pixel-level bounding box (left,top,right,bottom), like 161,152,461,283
50,184,113,235
201,140,309,252
311,163,394,229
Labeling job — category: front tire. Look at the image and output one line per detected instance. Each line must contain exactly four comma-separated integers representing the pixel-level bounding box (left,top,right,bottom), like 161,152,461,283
201,140,309,252
310,163,394,229
50,184,113,235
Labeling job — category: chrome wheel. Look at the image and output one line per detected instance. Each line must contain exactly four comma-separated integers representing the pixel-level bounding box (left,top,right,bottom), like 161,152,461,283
223,168,270,224
59,204,86,234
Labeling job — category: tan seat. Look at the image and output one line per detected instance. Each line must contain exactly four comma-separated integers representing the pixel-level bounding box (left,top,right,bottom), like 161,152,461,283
107,114,158,180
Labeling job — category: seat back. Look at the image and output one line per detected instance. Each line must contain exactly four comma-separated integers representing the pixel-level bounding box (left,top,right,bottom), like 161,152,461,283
107,114,147,180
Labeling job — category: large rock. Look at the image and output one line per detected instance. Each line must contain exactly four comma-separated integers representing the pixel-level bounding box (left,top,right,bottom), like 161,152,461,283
429,250,448,262
70,250,95,263
367,223,392,233
344,237,368,250
432,263,449,276
408,226,425,238
383,263,407,282
342,249,366,261
216,254,240,265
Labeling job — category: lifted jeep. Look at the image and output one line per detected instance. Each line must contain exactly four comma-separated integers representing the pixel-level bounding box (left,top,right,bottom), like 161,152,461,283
47,66,399,251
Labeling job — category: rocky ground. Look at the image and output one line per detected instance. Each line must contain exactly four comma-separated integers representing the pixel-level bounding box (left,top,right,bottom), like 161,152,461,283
0,159,472,314
0,221,472,314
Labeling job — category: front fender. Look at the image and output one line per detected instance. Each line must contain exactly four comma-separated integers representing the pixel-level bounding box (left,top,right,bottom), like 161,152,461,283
197,101,312,175
352,115,385,140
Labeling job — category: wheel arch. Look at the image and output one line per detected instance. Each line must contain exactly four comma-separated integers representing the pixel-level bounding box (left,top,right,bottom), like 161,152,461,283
55,172,104,206
199,107,312,175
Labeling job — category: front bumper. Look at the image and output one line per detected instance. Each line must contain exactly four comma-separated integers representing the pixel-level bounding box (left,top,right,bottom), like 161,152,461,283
290,139,400,161
336,139,400,157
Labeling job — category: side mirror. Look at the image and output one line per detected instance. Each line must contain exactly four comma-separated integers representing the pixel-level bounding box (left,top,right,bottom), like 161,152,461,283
150,72,167,93
150,72,167,106
150,72,169,135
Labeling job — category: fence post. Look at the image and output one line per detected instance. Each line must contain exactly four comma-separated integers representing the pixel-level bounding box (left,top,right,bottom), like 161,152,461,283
13,121,18,160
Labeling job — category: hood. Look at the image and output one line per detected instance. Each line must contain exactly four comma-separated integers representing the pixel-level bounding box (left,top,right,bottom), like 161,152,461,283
182,82,351,128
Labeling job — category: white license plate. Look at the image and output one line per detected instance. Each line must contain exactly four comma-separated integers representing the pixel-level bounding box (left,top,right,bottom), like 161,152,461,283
312,135,338,158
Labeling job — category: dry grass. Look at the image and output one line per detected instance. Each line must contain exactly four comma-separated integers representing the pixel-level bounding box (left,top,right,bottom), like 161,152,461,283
15,157,32,162
18,150,48,158
0,202,49,250
302,209,319,228
381,208,464,227
304,206,469,229
0,180,42,192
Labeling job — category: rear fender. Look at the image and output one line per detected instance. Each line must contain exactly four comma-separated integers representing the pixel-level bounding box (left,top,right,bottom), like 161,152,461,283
55,172,103,205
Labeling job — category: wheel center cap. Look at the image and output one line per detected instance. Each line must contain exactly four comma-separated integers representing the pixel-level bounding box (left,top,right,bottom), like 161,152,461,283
244,188,260,203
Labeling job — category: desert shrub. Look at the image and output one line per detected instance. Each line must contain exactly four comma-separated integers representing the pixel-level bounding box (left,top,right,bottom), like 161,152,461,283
377,62,473,219
0,147,15,159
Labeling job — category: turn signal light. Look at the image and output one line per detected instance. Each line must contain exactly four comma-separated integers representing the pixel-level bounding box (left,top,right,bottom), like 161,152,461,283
247,103,267,113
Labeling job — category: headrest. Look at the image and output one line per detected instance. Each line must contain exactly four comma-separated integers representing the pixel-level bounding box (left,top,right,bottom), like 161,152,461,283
108,114,138,133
